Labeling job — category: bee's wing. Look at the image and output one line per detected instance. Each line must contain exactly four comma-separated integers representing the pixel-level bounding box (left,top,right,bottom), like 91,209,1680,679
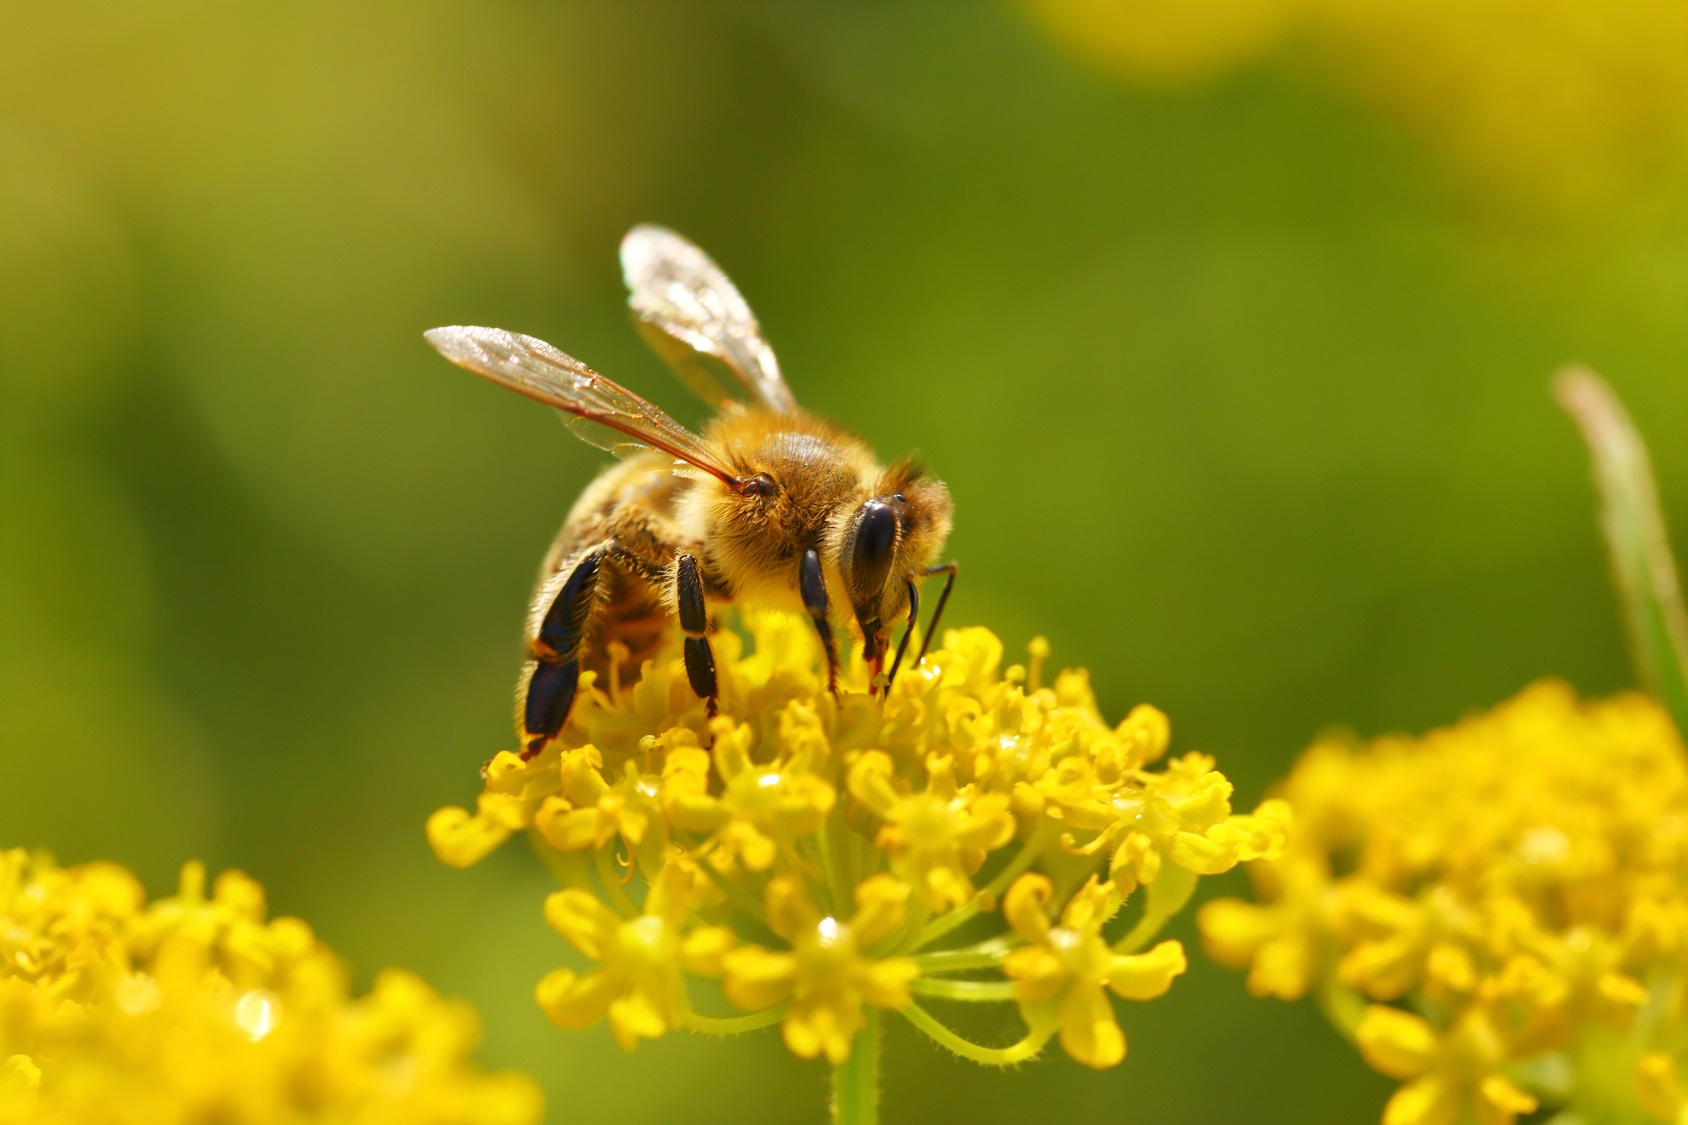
425,325,745,487
621,224,799,414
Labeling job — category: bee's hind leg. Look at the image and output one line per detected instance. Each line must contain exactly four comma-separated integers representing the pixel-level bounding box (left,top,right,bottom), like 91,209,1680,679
518,542,608,759
799,548,841,695
675,553,718,720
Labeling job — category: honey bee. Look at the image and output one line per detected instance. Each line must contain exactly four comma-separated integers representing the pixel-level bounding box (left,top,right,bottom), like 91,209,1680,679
426,226,955,759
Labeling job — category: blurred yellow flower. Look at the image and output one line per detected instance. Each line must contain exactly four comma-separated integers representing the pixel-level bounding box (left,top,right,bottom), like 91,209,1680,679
1357,1005,1537,1125
0,849,540,1125
1022,0,1688,212
1201,681,1688,1123
431,609,1282,1084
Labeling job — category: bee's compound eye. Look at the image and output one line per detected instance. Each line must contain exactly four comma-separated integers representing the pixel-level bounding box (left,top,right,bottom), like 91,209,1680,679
740,473,776,497
849,497,900,599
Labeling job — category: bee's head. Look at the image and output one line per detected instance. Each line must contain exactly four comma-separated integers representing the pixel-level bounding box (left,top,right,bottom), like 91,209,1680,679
840,463,952,658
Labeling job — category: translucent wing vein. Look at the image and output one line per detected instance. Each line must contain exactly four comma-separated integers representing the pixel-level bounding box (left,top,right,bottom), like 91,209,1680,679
424,325,742,485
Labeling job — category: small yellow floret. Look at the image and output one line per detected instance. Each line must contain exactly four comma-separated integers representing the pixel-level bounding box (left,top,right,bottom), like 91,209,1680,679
1001,873,1186,1068
719,876,916,1063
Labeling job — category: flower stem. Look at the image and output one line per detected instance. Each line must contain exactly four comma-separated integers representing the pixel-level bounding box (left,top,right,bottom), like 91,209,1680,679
1314,972,1366,1046
910,977,1017,1002
1556,367,1688,738
899,1002,1051,1066
831,1007,880,1125
682,1004,789,1036
913,820,1055,950
1114,863,1196,953
910,935,1018,973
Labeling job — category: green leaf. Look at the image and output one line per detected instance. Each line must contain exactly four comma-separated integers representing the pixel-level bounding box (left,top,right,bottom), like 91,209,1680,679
1555,367,1688,737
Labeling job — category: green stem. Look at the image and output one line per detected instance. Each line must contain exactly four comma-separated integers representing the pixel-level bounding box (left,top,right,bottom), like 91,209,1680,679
831,1007,880,1125
1556,367,1688,738
913,820,1055,950
909,977,1018,1002
1314,972,1366,1046
682,1004,789,1036
526,831,595,891
1114,863,1197,954
899,1002,1051,1066
698,854,768,925
911,935,1020,974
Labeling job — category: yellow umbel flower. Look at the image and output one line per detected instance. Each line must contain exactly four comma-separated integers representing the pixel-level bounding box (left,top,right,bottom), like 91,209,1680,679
430,609,1283,1104
0,849,540,1125
1200,681,1688,1124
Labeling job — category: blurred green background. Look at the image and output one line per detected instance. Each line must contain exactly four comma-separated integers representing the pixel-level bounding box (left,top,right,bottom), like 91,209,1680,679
5,3,1688,1122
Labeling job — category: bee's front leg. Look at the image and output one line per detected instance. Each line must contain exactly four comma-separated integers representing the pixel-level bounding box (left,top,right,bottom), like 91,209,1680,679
675,553,718,720
799,548,840,695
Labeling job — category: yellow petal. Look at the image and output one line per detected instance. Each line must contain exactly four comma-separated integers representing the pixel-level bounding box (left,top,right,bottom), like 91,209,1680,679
1197,897,1279,967
1004,873,1055,943
643,860,696,927
535,967,615,1030
1382,1076,1458,1125
765,876,819,943
664,792,727,834
1636,1051,1683,1122
784,995,857,1064
1117,704,1171,765
535,803,605,852
1475,1075,1537,1125
721,947,798,1011
1058,982,1126,1068
680,926,735,977
1356,1005,1437,1081
1340,935,1421,1001
426,805,512,868
846,751,900,817
608,989,672,1048
1,1055,41,1093
857,958,919,1009
1248,933,1313,1000
850,875,910,946
1167,830,1238,875
1597,970,1649,1009
542,890,620,959
1107,940,1186,1001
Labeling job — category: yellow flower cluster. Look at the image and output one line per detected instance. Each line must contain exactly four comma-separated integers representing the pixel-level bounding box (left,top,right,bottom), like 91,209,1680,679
1200,681,1688,1125
1022,0,1688,212
431,611,1287,1069
0,850,541,1125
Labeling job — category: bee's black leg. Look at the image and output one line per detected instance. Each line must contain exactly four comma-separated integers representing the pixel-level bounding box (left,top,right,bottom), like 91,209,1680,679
519,543,606,759
884,579,919,693
676,553,718,719
913,561,958,666
800,548,840,694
